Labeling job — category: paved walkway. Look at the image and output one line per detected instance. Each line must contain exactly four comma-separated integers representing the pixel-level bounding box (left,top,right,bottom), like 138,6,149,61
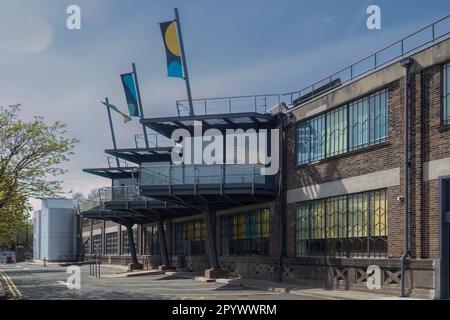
0,263,319,300
165,272,420,300
1,262,422,300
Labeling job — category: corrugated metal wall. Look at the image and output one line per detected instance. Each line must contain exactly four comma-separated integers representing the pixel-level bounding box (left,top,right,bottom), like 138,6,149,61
33,198,77,261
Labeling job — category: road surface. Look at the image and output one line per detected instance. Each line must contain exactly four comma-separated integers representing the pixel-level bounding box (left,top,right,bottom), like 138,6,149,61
0,262,321,300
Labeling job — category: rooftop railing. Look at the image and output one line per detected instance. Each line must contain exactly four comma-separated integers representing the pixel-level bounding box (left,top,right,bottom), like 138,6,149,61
140,164,273,188
134,133,175,149
176,94,281,117
283,13,450,107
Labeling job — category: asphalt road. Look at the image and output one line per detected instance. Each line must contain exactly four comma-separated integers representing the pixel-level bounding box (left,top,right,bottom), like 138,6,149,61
0,263,320,300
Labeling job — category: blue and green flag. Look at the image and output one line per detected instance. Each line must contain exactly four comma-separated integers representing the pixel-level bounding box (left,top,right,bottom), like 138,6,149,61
120,73,140,117
159,20,183,78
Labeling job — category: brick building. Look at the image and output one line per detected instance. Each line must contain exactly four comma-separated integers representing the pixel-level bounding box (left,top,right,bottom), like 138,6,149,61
80,17,450,298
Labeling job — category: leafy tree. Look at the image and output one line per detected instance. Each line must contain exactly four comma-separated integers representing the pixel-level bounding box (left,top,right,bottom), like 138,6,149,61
0,193,30,248
0,104,78,246
0,104,78,209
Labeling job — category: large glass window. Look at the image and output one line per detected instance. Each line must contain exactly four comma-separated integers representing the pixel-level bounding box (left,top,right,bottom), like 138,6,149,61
174,219,206,256
92,234,102,255
296,189,387,258
443,62,450,124
221,208,270,256
297,89,388,164
83,239,91,255
349,90,387,150
105,232,118,255
122,231,130,255
297,114,326,164
144,225,160,256
326,106,348,157
122,229,138,255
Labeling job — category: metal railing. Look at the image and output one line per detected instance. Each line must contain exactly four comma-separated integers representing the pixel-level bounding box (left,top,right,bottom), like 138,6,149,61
176,94,281,116
107,186,149,201
89,255,101,278
106,156,132,168
134,133,175,149
140,164,272,187
77,199,104,214
77,186,155,214
283,13,450,107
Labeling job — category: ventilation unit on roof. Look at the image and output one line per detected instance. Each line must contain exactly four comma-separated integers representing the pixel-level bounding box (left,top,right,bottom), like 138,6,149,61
293,78,341,107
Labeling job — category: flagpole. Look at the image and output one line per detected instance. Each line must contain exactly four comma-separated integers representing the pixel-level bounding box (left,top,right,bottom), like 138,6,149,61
104,97,120,168
132,63,150,148
174,7,194,117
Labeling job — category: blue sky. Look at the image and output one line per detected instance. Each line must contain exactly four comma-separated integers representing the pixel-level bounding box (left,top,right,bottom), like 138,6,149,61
0,0,449,210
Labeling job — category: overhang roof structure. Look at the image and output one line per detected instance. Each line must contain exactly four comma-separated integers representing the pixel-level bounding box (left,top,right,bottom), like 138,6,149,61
81,199,198,224
82,167,138,179
140,112,277,138
105,147,173,165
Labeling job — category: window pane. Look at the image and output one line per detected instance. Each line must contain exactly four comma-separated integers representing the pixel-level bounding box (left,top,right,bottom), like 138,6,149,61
297,122,310,164
349,98,369,150
174,219,205,256
106,232,118,255
444,63,450,123
370,90,388,143
310,115,326,162
326,106,347,157
296,189,387,258
296,203,309,257
222,209,270,256
296,88,387,163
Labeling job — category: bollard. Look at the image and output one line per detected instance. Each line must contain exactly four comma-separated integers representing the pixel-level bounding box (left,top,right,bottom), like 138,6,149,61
43,257,46,267
98,260,101,279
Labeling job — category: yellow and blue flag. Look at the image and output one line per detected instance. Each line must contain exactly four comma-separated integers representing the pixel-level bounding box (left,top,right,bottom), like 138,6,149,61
160,20,183,78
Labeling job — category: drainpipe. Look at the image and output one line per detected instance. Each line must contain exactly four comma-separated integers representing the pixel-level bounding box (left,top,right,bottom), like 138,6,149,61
400,58,413,297
277,110,289,282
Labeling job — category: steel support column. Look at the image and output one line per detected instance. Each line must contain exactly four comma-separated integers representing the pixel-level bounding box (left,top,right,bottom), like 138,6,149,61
157,219,171,269
203,205,219,269
126,224,142,270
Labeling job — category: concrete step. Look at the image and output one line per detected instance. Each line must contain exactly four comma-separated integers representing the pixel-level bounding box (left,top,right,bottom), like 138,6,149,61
101,269,166,278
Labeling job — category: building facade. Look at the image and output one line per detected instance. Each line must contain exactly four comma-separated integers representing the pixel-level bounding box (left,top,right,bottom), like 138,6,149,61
80,18,450,299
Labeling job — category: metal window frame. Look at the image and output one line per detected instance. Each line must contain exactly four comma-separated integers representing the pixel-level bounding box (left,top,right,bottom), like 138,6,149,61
296,88,388,166
442,62,450,125
220,208,270,257
295,189,388,258
174,219,206,256
105,232,118,255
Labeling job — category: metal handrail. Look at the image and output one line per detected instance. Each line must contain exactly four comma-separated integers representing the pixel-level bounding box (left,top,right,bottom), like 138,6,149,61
176,94,281,116
140,164,270,189
98,186,150,201
107,156,130,168
283,13,450,107
78,199,104,214
134,133,175,149
78,186,153,213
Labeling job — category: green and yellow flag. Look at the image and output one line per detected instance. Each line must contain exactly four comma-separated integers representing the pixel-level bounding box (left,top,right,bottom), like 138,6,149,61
101,101,132,123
